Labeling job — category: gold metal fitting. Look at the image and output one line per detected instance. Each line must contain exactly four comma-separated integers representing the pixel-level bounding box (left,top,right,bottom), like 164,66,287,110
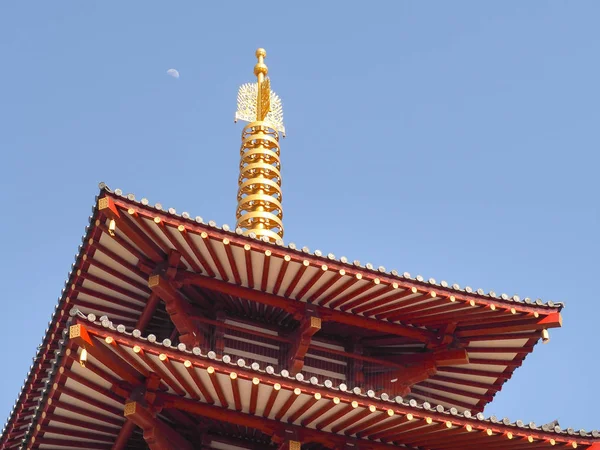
254,62,268,76
79,348,88,368
108,219,116,237
541,329,550,344
235,48,285,242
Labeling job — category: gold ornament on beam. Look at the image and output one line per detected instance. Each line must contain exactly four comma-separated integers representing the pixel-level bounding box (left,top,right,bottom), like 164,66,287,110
234,48,286,243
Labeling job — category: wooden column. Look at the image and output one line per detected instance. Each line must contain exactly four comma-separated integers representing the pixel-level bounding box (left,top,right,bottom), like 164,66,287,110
214,309,226,357
124,401,194,450
288,312,321,374
148,273,206,348
346,341,364,386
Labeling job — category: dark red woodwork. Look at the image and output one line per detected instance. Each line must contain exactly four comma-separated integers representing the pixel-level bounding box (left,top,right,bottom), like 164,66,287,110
177,271,438,343
124,401,194,450
6,191,591,450
287,313,321,373
148,273,206,347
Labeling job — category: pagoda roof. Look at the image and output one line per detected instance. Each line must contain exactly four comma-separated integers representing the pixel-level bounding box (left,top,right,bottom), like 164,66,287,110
4,313,598,450
0,184,581,449
96,184,561,311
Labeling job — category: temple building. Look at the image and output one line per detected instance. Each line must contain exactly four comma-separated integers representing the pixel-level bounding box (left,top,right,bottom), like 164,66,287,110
1,49,598,450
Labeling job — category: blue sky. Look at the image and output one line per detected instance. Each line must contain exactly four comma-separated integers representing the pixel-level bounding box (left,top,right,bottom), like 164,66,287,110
1,1,598,432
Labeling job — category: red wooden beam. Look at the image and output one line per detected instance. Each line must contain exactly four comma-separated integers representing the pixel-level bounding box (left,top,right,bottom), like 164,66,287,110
223,238,242,284
249,377,260,415
230,372,243,412
287,314,322,374
273,255,291,295
177,272,437,343
296,264,329,301
214,309,226,356
456,312,562,338
124,401,194,450
111,419,136,450
148,273,206,347
155,392,414,450
131,345,186,395
274,388,302,421
319,273,362,307
69,325,143,385
284,260,310,297
358,413,415,440
183,360,214,404
385,348,469,367
315,401,358,430
367,362,437,395
158,353,200,400
348,286,416,315
263,383,282,418
207,366,228,407
327,279,379,310
308,269,345,304
201,433,271,450
301,397,340,427
156,221,204,274
201,231,229,280
99,197,165,262
286,393,321,424
136,292,161,332
179,226,216,277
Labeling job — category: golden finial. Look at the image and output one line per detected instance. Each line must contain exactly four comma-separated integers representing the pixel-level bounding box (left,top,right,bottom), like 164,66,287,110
234,48,285,243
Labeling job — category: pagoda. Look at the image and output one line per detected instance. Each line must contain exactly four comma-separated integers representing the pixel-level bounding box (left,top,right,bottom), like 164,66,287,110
1,49,598,450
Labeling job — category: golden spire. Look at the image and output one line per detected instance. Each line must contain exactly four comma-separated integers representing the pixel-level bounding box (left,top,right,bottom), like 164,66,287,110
234,48,285,243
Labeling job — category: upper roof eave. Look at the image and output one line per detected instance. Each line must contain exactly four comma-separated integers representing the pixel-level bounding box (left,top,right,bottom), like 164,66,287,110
98,182,564,312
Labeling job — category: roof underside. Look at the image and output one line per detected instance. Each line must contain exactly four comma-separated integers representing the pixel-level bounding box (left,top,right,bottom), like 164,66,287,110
2,185,593,450
10,317,599,450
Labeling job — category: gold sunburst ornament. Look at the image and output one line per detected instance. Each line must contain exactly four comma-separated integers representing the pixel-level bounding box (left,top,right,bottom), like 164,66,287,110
234,48,285,243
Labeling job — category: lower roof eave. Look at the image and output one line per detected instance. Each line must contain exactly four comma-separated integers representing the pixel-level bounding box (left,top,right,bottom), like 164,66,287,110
15,314,596,450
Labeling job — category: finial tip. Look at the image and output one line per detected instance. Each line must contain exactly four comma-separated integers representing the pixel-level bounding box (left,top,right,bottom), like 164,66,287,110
256,48,267,58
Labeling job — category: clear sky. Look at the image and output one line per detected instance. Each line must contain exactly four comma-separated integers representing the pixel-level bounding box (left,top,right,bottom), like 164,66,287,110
1,1,598,433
